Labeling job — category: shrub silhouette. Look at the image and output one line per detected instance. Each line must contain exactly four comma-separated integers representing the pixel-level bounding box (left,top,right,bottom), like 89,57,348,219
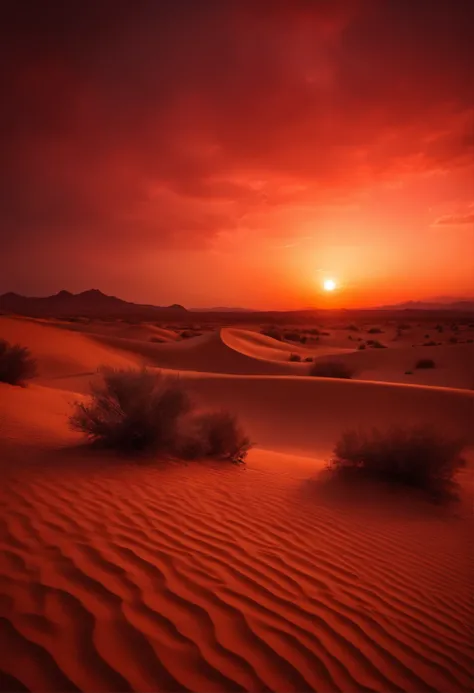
180,411,251,464
0,340,37,386
70,368,252,463
284,331,304,342
181,330,202,339
289,353,301,362
304,356,313,362
358,343,366,350
327,426,466,500
367,327,383,334
415,358,436,369
367,339,386,348
422,340,437,347
70,369,191,453
261,327,282,341
309,360,354,379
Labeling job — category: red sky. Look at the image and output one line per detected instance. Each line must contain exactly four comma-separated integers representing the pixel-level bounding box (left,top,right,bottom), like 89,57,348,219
1,0,473,309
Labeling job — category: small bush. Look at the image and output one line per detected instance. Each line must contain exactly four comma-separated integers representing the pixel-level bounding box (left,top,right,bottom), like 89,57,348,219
422,340,437,347
310,360,354,379
70,369,191,453
289,353,301,362
398,323,410,330
181,330,202,339
415,358,436,369
358,343,366,350
70,369,252,463
261,328,282,341
367,340,387,348
0,340,37,386
284,331,304,343
346,324,359,332
304,356,313,362
307,328,322,336
367,327,383,334
436,324,444,333
181,411,251,464
327,426,466,500
449,337,458,344
405,370,413,375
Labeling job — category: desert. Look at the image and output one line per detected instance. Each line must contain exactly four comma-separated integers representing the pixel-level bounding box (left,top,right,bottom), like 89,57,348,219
1,303,473,692
2,2,474,691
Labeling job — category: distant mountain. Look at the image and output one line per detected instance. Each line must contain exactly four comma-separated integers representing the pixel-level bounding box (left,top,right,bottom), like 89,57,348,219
189,306,254,312
377,299,474,312
0,289,188,318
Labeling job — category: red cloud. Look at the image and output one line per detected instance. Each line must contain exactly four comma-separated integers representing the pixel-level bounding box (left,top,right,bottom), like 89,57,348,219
1,0,473,293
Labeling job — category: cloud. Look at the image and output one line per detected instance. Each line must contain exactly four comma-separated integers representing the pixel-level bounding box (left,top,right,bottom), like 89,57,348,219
433,212,474,227
1,0,473,276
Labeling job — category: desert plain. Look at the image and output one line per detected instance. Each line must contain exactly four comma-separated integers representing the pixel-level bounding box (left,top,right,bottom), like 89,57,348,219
0,311,473,692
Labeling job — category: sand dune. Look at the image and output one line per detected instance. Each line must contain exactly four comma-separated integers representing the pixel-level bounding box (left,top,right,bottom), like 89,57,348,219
1,316,473,692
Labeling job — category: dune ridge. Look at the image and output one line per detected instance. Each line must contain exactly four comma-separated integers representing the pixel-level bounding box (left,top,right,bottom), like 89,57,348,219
1,315,473,692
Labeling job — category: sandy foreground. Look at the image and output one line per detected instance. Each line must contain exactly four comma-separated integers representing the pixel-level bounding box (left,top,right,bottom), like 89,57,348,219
0,316,473,692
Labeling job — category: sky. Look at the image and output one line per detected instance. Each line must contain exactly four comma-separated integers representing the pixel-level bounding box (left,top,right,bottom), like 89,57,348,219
1,0,473,309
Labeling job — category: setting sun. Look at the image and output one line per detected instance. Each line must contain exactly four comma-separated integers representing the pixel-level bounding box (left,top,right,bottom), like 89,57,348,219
323,278,337,292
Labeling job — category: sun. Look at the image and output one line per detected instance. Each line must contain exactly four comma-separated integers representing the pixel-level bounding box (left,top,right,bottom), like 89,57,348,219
323,278,337,292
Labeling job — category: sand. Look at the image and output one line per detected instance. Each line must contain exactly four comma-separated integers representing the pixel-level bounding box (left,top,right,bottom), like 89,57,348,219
1,315,473,692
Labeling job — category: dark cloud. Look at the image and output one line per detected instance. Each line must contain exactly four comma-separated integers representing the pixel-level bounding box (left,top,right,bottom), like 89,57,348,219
1,0,473,285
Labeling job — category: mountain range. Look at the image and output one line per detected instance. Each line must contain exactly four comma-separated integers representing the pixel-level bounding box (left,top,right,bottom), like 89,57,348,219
0,289,187,318
1,289,473,319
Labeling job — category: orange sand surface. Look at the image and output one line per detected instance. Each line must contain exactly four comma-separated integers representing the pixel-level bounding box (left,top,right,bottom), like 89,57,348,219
1,316,473,692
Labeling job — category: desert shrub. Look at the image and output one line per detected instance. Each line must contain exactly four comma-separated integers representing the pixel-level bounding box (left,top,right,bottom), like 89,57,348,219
358,343,366,350
284,331,304,342
70,368,252,462
261,328,282,341
415,358,436,369
181,330,202,339
436,324,444,333
70,368,191,453
307,328,321,336
289,353,301,362
180,410,251,464
405,370,413,375
149,336,165,343
346,324,359,331
398,323,410,330
367,339,387,348
449,337,458,344
304,356,313,362
0,340,37,386
309,360,354,379
327,426,466,500
367,327,383,334
422,340,437,347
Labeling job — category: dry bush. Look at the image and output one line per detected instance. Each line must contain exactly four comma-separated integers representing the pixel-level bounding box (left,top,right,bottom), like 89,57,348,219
358,343,366,350
180,411,251,464
289,353,301,362
422,340,437,347
284,331,304,343
0,340,37,386
415,358,436,369
304,356,313,362
309,360,354,379
261,327,282,341
181,330,202,339
327,426,466,501
367,327,383,334
367,339,387,349
70,369,191,453
70,368,252,463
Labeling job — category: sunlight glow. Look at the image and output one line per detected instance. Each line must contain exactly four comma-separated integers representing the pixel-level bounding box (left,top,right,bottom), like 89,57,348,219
323,278,337,292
